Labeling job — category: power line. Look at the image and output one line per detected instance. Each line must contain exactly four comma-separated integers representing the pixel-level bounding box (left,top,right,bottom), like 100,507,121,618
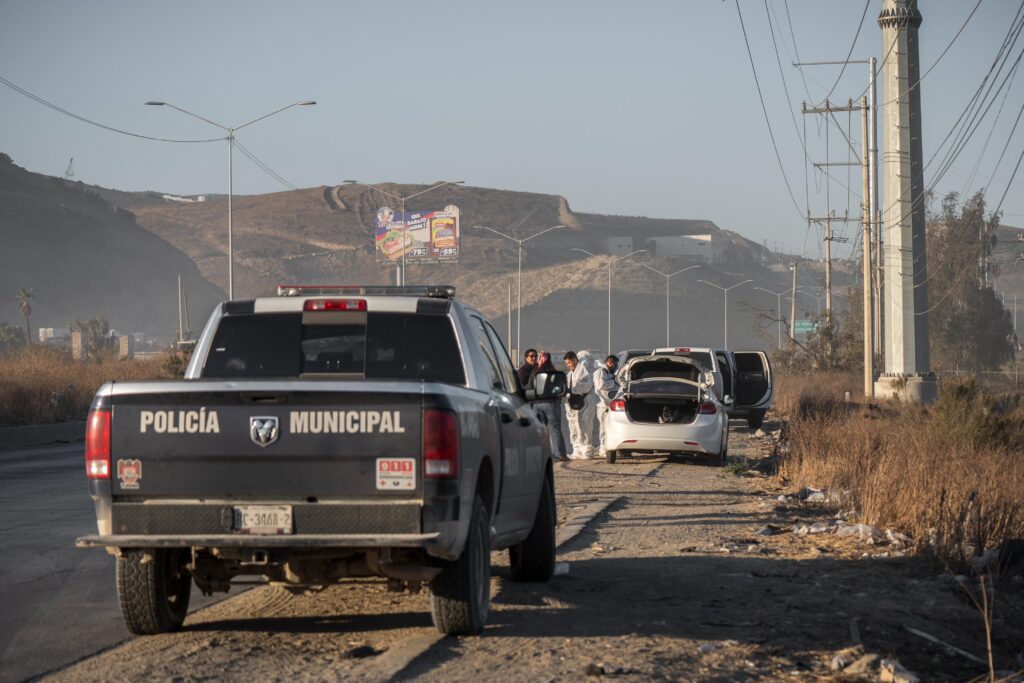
817,0,871,105
764,0,811,217
0,75,225,144
734,0,804,221
232,139,322,205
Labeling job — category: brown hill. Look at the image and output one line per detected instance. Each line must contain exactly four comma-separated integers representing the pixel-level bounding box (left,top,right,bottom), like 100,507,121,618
0,154,224,337
93,180,835,352
6,157,853,352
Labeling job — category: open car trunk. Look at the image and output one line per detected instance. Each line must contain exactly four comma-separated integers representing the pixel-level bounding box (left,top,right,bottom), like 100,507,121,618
620,357,705,425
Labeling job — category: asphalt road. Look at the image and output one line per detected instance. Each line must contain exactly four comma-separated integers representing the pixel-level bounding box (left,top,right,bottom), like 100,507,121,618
0,443,226,683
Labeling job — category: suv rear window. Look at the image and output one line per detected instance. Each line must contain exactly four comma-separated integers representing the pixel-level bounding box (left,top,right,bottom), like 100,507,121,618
202,312,465,384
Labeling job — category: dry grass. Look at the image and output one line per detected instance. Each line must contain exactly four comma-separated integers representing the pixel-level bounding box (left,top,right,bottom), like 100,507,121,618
777,374,1024,566
0,346,169,426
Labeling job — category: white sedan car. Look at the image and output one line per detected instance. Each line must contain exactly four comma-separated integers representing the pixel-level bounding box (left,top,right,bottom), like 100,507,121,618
603,354,729,466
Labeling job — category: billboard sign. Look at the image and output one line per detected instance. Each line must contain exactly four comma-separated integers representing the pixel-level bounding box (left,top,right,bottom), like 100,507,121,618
375,205,460,263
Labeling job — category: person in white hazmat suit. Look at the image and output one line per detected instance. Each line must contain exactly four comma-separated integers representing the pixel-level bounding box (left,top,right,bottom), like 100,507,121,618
592,354,620,458
563,350,598,459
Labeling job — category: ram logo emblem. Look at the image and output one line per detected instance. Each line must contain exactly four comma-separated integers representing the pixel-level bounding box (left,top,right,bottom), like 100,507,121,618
249,416,279,447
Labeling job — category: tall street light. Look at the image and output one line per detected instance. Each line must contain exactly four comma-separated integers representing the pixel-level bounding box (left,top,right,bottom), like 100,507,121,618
145,100,316,299
641,264,701,347
345,180,464,286
698,279,753,349
573,248,647,353
473,224,565,357
754,286,790,349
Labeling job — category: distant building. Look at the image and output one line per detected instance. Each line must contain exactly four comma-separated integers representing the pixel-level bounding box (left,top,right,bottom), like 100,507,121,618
38,327,70,343
647,233,729,261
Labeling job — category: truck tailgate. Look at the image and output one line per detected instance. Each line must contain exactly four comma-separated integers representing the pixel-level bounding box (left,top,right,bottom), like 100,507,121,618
109,384,423,500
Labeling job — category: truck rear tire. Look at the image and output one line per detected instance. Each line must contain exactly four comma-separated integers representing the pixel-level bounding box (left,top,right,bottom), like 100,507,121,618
509,474,556,582
116,548,192,635
430,495,491,635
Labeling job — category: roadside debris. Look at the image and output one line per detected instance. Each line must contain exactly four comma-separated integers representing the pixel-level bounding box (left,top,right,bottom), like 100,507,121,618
794,522,830,535
553,562,570,577
754,525,781,536
836,523,884,543
585,662,632,676
879,657,920,683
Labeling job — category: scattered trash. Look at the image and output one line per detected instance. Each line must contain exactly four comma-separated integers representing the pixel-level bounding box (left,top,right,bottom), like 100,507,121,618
794,522,829,535
752,428,766,438
886,529,913,546
698,643,716,654
879,657,920,683
553,562,570,577
836,523,883,543
776,495,790,503
829,645,863,671
585,662,631,676
842,653,881,675
800,487,827,503
970,547,1000,573
754,525,781,536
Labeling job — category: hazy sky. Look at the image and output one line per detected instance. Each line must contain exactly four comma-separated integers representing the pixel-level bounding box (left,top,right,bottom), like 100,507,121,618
1,1,1021,259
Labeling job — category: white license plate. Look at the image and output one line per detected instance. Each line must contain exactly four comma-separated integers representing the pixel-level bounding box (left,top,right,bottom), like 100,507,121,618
234,505,293,534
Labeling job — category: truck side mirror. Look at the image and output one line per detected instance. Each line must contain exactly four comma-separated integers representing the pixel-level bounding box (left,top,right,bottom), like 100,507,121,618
525,371,566,401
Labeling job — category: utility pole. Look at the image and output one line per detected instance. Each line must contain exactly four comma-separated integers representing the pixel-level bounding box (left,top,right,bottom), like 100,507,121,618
802,97,861,324
861,96,874,398
869,56,883,364
789,258,799,342
876,0,936,402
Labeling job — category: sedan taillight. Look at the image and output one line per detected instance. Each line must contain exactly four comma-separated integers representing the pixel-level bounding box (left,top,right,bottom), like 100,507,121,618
698,402,717,415
85,409,111,479
609,399,626,412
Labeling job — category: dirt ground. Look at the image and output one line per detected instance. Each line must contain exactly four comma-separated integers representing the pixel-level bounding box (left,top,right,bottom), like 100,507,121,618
44,420,1023,682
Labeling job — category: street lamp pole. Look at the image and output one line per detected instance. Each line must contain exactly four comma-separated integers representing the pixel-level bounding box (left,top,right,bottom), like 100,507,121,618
574,248,647,353
642,264,701,346
145,100,316,299
473,224,565,357
754,286,790,350
344,180,464,286
698,279,753,349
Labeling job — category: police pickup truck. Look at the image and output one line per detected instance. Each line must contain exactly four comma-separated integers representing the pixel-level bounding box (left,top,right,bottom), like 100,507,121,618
77,285,565,636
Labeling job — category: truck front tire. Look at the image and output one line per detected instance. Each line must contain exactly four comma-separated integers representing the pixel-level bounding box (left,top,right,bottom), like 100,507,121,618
116,548,192,635
509,474,556,582
430,494,491,635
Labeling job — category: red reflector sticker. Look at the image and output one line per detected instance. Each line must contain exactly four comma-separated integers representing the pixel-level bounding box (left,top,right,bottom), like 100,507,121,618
117,459,142,490
376,458,416,490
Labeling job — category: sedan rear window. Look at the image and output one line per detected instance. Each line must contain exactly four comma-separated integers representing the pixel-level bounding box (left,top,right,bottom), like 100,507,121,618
202,312,465,384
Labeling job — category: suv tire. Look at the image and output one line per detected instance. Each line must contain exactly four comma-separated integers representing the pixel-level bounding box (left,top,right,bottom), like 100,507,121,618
509,474,556,581
747,409,766,429
606,450,618,464
116,548,192,635
430,495,491,635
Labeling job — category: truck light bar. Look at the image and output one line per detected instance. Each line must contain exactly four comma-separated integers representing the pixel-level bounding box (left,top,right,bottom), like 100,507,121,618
277,285,456,299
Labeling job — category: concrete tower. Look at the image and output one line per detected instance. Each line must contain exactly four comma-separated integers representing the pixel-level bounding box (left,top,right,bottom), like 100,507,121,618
875,0,937,402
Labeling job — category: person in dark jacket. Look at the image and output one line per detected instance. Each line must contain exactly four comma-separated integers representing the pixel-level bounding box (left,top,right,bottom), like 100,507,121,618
530,351,568,460
517,348,538,388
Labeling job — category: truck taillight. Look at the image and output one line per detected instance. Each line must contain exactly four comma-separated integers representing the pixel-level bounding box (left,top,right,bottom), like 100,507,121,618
609,399,626,412
698,402,717,415
423,409,459,479
85,409,111,479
